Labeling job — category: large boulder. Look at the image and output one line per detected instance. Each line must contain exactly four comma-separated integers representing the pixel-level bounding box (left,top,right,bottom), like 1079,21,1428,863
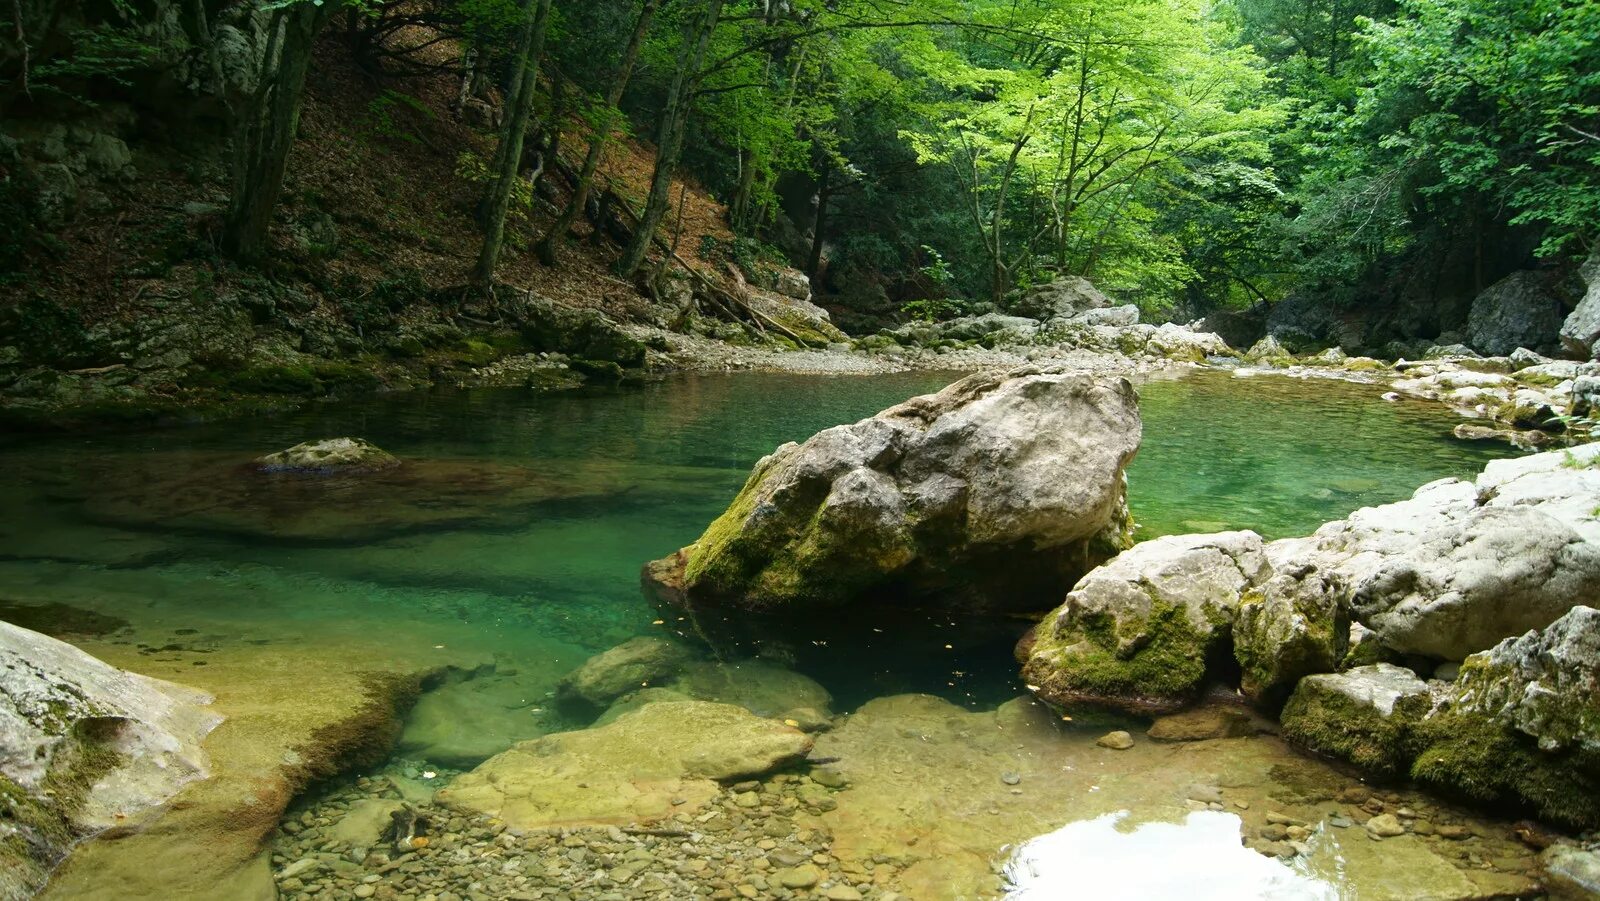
0,621,222,897
644,367,1141,615
1468,270,1564,356
1560,248,1600,359
511,293,647,367
1450,605,1599,759
1071,305,1140,328
937,313,1040,344
1019,531,1268,714
435,701,811,829
1347,506,1600,660
1008,276,1110,320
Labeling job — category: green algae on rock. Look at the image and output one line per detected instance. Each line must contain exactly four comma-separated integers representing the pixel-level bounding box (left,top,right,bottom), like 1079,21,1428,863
252,437,399,473
644,367,1142,616
1279,664,1434,778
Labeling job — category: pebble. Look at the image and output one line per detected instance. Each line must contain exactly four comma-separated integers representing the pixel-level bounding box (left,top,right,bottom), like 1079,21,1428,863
1001,772,1021,786
825,887,864,900
1366,814,1406,839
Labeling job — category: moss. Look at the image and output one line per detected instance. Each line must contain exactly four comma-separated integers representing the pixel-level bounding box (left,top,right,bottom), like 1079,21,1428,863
1514,370,1565,388
311,360,383,390
569,358,625,382
1409,711,1600,829
229,363,320,394
451,339,500,367
1342,357,1387,372
1024,601,1214,713
1279,682,1421,778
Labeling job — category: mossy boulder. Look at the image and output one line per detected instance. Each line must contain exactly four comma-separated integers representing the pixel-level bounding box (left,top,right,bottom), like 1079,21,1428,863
1279,663,1434,778
1019,531,1268,715
253,437,399,473
511,293,646,368
1232,558,1348,708
644,367,1142,616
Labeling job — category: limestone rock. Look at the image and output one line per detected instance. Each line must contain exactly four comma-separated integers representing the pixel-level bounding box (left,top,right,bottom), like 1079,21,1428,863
1468,270,1563,356
557,636,697,708
1146,323,1230,362
510,293,647,367
437,701,811,828
1232,555,1348,706
1347,506,1600,660
938,313,1040,344
1244,335,1293,365
1071,305,1140,328
0,621,222,896
644,367,1141,615
1279,664,1433,778
1452,605,1600,758
1020,531,1268,714
1560,248,1600,359
1542,843,1600,899
1008,276,1110,320
664,659,832,718
253,437,399,473
1095,730,1134,750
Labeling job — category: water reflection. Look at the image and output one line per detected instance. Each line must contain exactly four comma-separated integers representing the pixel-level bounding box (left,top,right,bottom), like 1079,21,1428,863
1002,810,1338,900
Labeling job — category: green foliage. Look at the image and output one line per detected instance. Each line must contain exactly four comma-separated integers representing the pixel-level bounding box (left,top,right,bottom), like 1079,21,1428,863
455,151,533,225
362,90,437,145
900,298,967,322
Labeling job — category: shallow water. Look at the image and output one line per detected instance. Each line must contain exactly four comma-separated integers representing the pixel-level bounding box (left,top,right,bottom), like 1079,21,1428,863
0,369,1530,898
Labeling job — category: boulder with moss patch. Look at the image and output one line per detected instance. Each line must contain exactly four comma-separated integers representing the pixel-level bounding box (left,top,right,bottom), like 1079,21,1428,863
1019,531,1268,714
1232,554,1348,708
1279,663,1434,778
557,636,698,708
0,621,222,898
644,367,1141,616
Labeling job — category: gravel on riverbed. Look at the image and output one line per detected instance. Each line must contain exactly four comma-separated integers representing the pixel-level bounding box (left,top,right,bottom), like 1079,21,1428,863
271,764,908,901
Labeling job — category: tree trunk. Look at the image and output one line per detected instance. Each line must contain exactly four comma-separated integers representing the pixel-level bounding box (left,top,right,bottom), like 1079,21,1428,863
534,0,660,266
472,0,555,286
730,146,758,233
614,0,725,279
806,154,830,278
221,1,329,263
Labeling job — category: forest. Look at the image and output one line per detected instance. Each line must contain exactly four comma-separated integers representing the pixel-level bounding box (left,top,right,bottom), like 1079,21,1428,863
2,0,1595,343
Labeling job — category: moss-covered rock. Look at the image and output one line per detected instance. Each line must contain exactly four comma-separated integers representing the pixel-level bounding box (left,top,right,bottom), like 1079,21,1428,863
1020,531,1268,715
1279,664,1433,778
511,293,646,368
646,367,1142,616
1232,560,1348,708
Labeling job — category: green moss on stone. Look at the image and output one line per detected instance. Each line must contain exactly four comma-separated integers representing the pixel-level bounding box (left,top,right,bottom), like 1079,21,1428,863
1025,602,1214,713
1279,682,1421,778
1410,711,1600,829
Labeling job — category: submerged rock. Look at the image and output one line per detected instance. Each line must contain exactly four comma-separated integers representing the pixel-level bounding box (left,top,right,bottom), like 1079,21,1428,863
436,701,811,829
254,437,399,473
644,367,1141,616
1147,706,1258,742
1020,531,1267,715
0,621,222,897
557,636,698,708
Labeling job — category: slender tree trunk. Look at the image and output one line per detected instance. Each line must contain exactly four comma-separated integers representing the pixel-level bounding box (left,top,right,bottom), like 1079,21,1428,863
221,1,328,263
730,146,758,232
534,0,660,266
806,154,830,278
989,109,1034,304
472,0,554,286
615,0,725,279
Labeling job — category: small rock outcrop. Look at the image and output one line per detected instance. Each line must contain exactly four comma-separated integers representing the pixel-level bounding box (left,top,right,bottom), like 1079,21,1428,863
1008,276,1110,320
1282,607,1600,828
0,621,222,897
1231,554,1348,706
436,701,811,829
1020,531,1267,714
1279,663,1434,778
645,367,1141,615
253,437,399,473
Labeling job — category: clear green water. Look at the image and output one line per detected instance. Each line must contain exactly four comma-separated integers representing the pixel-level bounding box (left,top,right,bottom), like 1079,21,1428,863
0,370,1514,747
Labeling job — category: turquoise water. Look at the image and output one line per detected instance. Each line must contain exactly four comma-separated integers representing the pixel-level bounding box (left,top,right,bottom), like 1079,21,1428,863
0,370,1513,746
